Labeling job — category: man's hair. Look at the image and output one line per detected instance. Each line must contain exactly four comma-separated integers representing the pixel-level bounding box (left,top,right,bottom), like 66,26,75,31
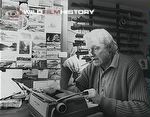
84,29,118,54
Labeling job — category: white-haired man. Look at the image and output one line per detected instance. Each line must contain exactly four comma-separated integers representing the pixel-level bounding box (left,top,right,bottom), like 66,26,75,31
60,29,150,117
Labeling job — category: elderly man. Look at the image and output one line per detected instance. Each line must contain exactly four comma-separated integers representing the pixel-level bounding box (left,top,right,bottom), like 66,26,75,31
60,29,150,117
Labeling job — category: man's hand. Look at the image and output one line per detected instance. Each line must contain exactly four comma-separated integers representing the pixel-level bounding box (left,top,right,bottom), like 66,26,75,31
83,88,96,98
83,88,102,104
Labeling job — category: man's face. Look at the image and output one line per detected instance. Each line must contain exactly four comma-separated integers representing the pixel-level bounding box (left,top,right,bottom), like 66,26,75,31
90,44,110,67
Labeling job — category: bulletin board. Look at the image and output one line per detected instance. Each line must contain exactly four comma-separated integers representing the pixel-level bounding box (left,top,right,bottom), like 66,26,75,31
0,0,63,80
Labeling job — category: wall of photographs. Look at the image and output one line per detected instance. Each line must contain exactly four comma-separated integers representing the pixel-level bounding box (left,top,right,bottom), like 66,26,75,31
0,0,63,80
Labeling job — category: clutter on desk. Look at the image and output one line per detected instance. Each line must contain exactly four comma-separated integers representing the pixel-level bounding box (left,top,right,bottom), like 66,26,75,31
0,99,22,109
28,88,100,117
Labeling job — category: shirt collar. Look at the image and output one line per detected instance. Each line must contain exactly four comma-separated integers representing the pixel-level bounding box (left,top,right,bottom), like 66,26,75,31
109,52,119,68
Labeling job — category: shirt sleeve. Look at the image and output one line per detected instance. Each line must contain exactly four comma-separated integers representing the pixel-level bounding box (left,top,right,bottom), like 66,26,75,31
60,65,72,90
75,65,91,91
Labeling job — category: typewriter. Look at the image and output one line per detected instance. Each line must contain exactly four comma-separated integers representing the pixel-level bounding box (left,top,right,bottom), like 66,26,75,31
12,79,100,117
28,89,100,117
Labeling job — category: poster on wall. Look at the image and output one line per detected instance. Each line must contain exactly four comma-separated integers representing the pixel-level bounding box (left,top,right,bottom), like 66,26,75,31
1,0,20,31
2,0,19,20
16,57,32,68
47,59,61,68
16,31,32,67
45,6,62,33
18,15,45,32
32,59,47,69
0,30,19,61
46,33,61,49
46,33,61,43
22,6,45,32
0,18,19,31
48,68,61,80
19,40,30,54
32,32,46,60
47,50,60,59
18,32,32,57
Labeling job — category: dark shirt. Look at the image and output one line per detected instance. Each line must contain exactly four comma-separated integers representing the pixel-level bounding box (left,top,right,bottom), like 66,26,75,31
76,53,150,117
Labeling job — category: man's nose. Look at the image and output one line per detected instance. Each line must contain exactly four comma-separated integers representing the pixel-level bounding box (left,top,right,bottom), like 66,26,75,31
90,49,96,57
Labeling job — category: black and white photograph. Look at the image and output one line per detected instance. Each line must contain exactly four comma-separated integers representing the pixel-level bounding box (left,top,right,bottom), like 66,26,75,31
47,59,60,68
0,30,19,61
32,59,47,69
46,33,61,42
16,57,32,68
19,40,30,54
0,19,19,31
32,32,46,49
48,68,61,80
18,32,32,57
0,0,150,117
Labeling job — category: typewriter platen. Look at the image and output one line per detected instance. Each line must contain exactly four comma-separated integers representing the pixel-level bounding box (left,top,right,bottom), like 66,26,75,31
28,89,100,117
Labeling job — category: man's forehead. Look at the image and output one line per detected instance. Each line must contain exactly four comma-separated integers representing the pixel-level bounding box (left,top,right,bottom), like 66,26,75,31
89,43,105,49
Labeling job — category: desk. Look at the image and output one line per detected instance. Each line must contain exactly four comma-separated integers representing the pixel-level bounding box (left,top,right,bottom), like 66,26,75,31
0,102,32,117
7,79,103,117
0,102,103,117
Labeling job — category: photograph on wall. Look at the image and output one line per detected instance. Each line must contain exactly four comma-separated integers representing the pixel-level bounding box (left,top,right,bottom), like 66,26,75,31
2,0,20,22
0,30,19,61
46,42,61,48
47,59,61,68
0,60,16,68
47,50,60,59
47,46,60,51
46,33,61,42
18,32,32,56
32,32,46,59
32,32,46,49
32,59,47,69
32,49,47,59
25,24,45,32
0,18,19,31
19,40,30,54
48,68,61,80
38,69,49,78
18,10,45,32
1,0,20,31
16,57,32,68
2,8,20,20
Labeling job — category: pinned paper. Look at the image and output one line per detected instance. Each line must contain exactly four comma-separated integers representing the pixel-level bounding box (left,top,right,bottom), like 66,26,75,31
38,69,49,78
58,52,67,58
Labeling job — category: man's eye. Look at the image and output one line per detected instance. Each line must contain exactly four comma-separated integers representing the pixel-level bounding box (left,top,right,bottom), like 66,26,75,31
94,47,100,50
